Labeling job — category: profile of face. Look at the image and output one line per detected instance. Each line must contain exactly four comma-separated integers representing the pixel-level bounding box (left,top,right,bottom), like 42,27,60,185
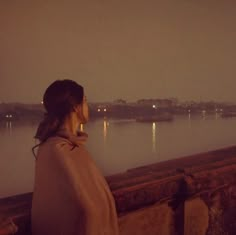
75,95,89,124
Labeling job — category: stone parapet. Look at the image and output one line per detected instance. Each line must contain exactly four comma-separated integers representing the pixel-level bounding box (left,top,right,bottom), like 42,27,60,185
1,146,236,235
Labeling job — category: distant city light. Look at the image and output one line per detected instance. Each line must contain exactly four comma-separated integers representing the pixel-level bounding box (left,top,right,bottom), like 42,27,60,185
188,109,191,113
220,109,223,112
41,101,44,104
97,108,101,112
104,108,107,112
152,105,156,109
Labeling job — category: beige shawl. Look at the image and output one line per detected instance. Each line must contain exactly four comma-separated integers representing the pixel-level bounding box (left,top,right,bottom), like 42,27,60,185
31,130,119,235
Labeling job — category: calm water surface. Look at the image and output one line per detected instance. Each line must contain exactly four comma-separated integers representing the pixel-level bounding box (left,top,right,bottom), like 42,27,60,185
1,115,236,198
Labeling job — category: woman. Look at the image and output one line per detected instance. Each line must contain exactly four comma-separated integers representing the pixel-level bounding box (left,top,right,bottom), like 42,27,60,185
31,80,119,235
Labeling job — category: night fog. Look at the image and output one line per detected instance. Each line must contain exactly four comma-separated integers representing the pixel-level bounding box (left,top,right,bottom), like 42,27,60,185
1,0,236,103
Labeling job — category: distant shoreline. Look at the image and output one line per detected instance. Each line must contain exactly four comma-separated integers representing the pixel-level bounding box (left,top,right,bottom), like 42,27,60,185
1,100,236,123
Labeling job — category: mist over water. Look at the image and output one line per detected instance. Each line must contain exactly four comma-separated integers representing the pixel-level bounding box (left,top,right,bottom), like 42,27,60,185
1,115,236,198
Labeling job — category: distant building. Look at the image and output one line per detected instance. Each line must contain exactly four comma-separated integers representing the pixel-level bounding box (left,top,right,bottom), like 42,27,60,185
137,99,173,108
113,99,127,104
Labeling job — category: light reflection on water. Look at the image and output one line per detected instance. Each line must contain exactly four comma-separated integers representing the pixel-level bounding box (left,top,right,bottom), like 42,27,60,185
80,124,84,132
103,119,108,143
5,121,12,135
152,122,156,153
0,116,236,198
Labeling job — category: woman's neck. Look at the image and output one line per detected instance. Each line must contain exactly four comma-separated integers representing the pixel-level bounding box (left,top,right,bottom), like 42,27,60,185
60,112,80,135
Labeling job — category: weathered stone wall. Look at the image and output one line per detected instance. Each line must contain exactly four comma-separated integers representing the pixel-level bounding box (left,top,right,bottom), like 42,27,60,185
1,146,236,235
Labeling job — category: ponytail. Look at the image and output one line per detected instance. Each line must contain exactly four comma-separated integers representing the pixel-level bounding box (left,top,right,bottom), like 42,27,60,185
32,113,63,158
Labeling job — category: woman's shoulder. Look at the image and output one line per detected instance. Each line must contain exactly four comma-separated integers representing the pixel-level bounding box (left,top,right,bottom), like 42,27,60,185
42,135,88,156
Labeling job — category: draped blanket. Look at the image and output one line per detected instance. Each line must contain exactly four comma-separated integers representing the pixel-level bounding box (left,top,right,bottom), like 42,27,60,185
31,130,119,235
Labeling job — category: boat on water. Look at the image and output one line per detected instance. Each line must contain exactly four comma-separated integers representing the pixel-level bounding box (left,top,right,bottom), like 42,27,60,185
221,112,236,118
136,112,174,122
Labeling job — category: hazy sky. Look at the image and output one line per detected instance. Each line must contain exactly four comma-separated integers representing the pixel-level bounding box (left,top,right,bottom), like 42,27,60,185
1,0,236,103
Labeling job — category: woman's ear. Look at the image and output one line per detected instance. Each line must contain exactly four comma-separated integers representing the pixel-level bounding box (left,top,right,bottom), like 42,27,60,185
74,105,83,119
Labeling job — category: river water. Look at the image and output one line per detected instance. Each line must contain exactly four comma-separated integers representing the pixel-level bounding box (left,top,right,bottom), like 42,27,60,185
1,114,236,198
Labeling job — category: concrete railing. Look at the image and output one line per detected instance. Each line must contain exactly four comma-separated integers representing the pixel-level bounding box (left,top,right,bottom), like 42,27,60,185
1,146,236,235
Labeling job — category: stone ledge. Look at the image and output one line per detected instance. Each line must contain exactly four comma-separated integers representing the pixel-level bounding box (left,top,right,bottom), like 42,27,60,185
0,145,236,235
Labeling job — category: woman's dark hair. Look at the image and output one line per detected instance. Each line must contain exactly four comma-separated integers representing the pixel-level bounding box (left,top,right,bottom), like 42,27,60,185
32,79,84,156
